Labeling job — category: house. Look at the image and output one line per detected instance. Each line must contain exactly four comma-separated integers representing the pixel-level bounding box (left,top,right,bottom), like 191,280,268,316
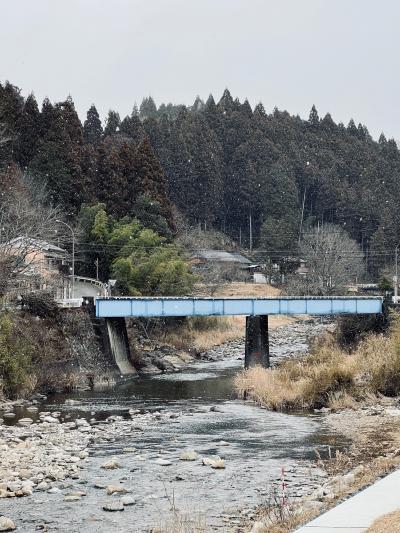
191,249,253,281
3,237,71,298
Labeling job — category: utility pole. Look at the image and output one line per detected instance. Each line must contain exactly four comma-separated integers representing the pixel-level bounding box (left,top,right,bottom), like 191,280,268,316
56,220,75,299
94,258,99,281
395,246,399,303
249,212,253,253
298,188,306,244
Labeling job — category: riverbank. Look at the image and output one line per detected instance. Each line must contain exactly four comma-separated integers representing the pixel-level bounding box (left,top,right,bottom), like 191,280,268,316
4,316,392,533
0,282,287,399
235,315,398,411
234,317,400,532
0,402,333,532
0,307,118,401
0,319,335,532
239,399,400,532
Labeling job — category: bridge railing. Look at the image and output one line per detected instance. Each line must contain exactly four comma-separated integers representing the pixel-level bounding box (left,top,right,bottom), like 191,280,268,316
96,296,383,318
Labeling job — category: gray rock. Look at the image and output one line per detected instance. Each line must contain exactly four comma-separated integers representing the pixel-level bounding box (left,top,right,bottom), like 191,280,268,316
179,449,198,461
106,485,131,495
121,496,136,506
0,517,16,531
17,418,33,426
100,458,120,470
154,458,172,466
64,495,81,501
7,482,21,493
202,455,225,468
36,482,50,491
42,416,59,424
103,501,124,512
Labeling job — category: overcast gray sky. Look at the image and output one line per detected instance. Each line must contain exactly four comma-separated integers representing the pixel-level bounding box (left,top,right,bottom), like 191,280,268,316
1,0,399,140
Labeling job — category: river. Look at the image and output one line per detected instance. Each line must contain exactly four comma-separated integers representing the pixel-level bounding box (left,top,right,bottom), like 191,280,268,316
0,319,346,532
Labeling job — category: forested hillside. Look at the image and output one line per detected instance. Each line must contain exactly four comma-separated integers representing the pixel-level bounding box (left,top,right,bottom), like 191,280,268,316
142,90,400,275
1,81,399,278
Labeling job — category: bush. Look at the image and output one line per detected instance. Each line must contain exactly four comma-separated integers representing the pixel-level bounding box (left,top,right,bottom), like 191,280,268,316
236,316,400,411
336,307,389,348
20,292,59,319
0,312,34,398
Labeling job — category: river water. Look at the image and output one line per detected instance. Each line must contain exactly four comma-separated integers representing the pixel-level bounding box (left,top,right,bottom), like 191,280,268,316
0,320,346,532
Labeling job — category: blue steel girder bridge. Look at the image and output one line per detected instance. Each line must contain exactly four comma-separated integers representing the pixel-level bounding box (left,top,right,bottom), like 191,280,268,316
96,296,382,368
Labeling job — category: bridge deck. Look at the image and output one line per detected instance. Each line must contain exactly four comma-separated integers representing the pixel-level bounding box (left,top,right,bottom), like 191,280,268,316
96,296,382,318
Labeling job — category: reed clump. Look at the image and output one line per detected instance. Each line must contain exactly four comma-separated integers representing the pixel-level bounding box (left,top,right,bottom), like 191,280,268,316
235,316,400,411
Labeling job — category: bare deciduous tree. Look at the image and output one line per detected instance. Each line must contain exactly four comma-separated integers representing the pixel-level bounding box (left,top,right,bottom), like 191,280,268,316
293,224,364,295
196,262,229,296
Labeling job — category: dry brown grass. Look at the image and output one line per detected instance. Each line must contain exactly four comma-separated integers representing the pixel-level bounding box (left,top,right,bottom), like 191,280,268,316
253,504,317,533
211,282,281,298
193,281,281,298
235,334,355,410
365,509,400,532
149,512,206,533
163,314,295,352
163,316,244,352
235,317,400,411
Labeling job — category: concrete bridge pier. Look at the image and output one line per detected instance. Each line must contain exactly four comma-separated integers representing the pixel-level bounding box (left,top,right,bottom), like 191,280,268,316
245,315,270,368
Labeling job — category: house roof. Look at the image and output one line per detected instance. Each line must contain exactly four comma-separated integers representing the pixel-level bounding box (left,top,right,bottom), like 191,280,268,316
5,237,67,254
193,250,252,264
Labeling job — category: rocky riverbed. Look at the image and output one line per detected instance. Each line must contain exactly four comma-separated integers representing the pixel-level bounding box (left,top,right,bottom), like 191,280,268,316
0,318,343,532
136,317,332,374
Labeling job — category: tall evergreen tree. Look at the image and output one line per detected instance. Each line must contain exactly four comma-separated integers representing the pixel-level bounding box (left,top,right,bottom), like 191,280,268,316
191,96,205,113
83,105,103,144
29,97,85,212
133,138,174,229
254,102,266,117
217,89,234,114
139,97,158,120
0,81,24,164
347,118,358,136
15,93,41,167
120,110,145,144
103,110,121,137
308,105,320,126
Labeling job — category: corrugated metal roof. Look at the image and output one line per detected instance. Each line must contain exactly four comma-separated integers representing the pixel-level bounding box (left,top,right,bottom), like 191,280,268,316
5,237,67,254
194,250,251,264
